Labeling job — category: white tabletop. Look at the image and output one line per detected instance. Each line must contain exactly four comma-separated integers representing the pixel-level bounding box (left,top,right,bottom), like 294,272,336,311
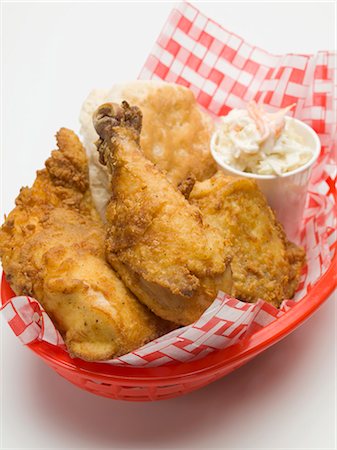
1,2,336,449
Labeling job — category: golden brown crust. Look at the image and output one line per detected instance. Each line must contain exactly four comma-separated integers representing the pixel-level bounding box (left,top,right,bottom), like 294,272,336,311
45,128,89,192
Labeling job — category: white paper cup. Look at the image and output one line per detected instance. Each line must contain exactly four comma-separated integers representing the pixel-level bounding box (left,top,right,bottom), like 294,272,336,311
210,117,321,243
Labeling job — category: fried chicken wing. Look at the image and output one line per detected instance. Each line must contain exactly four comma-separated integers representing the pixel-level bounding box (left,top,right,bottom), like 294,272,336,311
93,102,232,324
189,173,305,307
0,128,171,361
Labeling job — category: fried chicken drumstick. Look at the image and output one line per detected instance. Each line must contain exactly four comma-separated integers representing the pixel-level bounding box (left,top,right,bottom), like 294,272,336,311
0,129,171,361
94,102,232,325
94,101,305,317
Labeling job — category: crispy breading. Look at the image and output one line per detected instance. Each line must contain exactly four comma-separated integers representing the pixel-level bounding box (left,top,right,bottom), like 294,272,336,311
94,102,232,325
189,173,306,307
0,128,171,361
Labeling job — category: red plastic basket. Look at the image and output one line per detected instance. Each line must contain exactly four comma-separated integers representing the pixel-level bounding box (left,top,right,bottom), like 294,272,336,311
1,260,336,401
2,1,336,399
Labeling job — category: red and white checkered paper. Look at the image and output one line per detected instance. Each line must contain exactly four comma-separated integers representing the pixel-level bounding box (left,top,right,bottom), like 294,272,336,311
1,2,336,367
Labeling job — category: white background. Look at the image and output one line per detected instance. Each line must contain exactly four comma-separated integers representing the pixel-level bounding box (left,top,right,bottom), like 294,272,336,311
1,2,336,449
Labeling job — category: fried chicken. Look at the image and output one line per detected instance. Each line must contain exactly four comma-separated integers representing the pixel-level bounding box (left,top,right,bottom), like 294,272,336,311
93,102,232,325
189,173,305,307
0,128,171,361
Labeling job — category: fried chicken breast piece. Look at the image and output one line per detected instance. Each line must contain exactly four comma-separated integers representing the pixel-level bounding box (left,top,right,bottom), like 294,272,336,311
93,102,232,325
189,173,306,307
0,128,171,361
80,81,217,218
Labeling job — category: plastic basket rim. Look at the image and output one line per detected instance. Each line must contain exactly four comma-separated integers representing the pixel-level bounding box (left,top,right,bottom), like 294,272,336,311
1,249,336,382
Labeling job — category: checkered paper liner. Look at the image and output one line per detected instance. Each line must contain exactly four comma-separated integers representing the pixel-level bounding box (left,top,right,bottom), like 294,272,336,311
1,2,336,368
